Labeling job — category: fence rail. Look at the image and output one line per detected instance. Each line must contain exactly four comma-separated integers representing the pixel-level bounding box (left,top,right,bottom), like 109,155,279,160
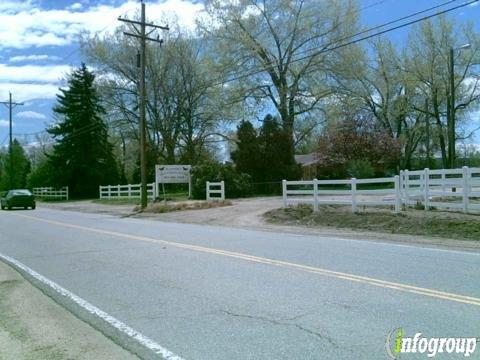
99,183,155,199
206,181,225,201
283,177,401,213
33,187,69,200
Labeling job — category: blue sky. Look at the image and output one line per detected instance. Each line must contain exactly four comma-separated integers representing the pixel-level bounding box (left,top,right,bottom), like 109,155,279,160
0,0,479,148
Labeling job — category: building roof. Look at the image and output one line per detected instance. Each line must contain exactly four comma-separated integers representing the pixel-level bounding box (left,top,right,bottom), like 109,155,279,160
295,153,318,167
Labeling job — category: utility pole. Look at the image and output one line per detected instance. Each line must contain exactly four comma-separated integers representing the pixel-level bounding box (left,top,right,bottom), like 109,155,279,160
0,92,24,189
448,47,455,169
425,98,430,168
447,44,471,169
119,1,168,209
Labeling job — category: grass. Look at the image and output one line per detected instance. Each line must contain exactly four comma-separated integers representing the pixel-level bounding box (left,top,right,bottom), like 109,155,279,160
138,200,232,213
91,198,141,205
264,204,480,241
36,198,71,203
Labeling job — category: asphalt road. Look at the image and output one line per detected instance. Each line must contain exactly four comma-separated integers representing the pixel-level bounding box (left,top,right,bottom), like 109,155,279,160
0,207,479,359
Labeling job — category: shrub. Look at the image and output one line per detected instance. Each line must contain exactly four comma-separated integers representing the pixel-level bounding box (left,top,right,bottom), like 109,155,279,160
191,162,253,199
346,159,375,179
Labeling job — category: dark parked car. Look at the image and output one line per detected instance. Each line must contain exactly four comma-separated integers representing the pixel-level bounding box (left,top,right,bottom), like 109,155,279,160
1,189,36,210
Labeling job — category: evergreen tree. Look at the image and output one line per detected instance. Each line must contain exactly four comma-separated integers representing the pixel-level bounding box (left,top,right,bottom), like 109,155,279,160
0,139,31,190
231,121,262,182
231,116,301,183
47,63,118,198
259,115,300,181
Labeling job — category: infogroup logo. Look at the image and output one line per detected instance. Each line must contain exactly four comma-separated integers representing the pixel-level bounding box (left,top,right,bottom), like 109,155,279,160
386,328,478,359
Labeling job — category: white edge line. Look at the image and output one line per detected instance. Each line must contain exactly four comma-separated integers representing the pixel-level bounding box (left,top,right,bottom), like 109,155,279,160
0,252,185,360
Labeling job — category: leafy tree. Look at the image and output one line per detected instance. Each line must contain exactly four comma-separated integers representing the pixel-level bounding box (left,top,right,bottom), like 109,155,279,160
47,63,118,198
405,17,480,168
83,23,233,170
26,158,55,189
316,115,401,178
0,139,31,190
200,0,362,163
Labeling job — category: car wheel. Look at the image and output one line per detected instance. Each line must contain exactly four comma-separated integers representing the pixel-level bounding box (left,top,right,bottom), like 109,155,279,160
8,206,11,210
31,204,36,210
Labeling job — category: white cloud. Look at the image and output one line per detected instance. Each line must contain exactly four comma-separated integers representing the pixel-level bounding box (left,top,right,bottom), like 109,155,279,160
0,64,70,83
0,0,205,50
16,110,46,120
0,0,36,14
69,3,83,10
0,83,58,102
0,120,12,128
9,54,62,62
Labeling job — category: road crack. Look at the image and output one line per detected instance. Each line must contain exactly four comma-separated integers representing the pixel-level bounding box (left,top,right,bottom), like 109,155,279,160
219,310,338,347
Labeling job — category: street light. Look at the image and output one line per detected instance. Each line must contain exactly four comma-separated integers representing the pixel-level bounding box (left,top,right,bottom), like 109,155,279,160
448,43,471,169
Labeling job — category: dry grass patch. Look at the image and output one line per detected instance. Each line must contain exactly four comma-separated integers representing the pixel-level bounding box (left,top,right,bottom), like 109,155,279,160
264,204,480,241
137,200,232,213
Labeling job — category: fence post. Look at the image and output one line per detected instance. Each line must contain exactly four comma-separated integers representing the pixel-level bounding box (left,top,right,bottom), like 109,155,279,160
313,179,319,212
221,181,225,200
282,180,287,208
441,171,446,196
404,170,410,209
399,170,404,200
424,168,430,211
394,175,401,213
351,178,357,213
206,181,210,201
463,166,470,213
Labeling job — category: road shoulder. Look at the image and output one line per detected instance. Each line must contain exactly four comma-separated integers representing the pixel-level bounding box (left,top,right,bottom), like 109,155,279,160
0,259,138,360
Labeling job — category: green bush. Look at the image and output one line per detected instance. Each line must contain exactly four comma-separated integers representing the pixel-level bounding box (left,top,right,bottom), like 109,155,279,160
346,159,375,179
191,162,253,199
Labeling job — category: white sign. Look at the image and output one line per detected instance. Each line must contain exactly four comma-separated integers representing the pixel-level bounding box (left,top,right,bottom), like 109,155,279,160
155,165,191,184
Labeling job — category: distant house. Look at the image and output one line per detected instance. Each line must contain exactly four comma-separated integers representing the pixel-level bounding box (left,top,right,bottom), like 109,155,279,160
295,152,319,180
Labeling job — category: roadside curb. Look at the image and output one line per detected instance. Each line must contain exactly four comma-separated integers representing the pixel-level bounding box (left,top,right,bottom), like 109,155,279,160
0,253,183,360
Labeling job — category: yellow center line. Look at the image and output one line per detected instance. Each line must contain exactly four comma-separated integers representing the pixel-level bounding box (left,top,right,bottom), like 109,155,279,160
9,212,480,307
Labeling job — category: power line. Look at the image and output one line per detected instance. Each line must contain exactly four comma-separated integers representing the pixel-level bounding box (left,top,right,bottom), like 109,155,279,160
288,0,458,63
209,0,477,88
96,0,461,99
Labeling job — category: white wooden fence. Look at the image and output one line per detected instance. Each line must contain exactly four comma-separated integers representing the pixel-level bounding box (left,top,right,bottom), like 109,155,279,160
283,167,480,213
400,167,480,212
99,183,156,199
283,177,401,213
206,181,225,201
33,187,69,200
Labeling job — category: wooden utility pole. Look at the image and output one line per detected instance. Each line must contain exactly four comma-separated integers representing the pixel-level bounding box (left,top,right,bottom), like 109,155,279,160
448,47,455,169
0,92,24,189
119,1,168,209
425,98,430,168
